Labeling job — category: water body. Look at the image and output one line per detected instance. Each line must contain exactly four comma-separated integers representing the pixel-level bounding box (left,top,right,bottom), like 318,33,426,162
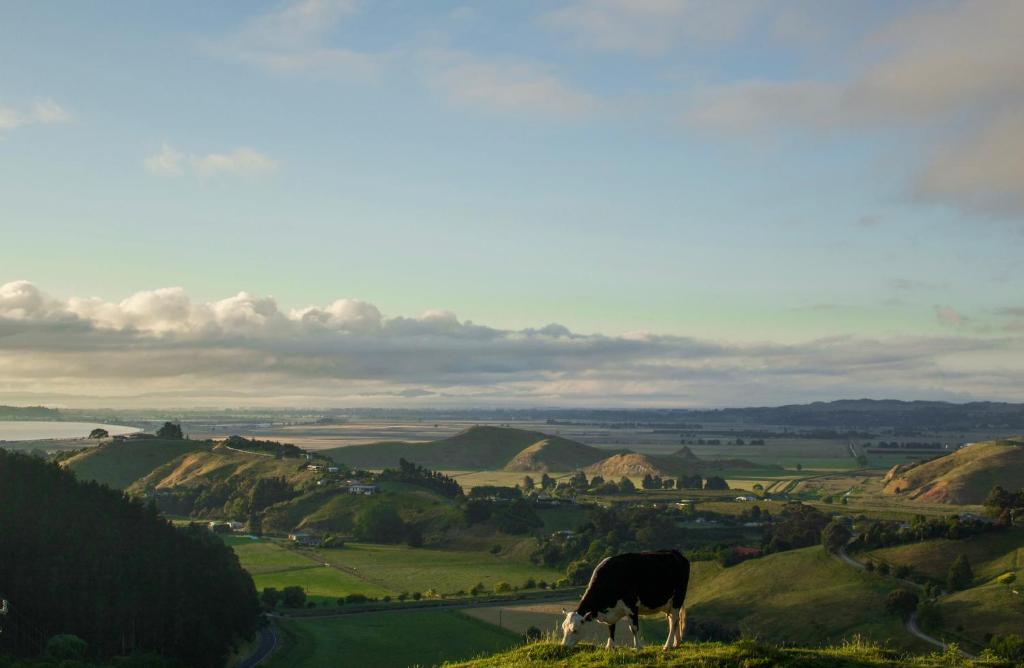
0,421,141,442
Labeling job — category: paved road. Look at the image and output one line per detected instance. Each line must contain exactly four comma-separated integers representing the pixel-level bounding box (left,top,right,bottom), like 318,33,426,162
238,626,277,668
834,548,975,659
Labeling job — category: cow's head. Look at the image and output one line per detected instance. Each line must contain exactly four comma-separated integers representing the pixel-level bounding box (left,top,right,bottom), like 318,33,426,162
560,609,586,647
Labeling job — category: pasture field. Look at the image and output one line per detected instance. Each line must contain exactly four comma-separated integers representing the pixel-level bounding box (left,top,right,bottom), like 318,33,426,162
268,609,521,668
861,527,1024,584
935,578,1024,646
466,551,923,651
229,538,563,601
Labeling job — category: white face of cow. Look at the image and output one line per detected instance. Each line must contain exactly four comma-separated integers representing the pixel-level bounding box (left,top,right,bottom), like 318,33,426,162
560,610,585,647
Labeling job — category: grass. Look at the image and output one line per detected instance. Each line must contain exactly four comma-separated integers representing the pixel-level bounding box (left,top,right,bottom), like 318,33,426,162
267,609,522,668
685,547,923,650
63,437,210,488
442,640,1003,667
881,440,1024,504
231,538,563,602
862,528,1024,584
936,578,1024,645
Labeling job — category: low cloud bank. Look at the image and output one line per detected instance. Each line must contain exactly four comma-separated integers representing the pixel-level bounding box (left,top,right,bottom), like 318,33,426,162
1,280,1021,408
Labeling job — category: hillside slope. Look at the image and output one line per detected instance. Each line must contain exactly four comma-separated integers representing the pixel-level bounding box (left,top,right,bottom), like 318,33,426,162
503,436,616,472
62,437,212,488
882,439,1024,504
323,426,606,471
443,641,986,667
127,443,318,493
584,447,769,479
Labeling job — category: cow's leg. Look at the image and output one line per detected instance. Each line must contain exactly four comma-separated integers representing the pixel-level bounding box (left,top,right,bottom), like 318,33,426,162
605,622,616,649
663,611,676,651
629,609,641,649
675,607,686,647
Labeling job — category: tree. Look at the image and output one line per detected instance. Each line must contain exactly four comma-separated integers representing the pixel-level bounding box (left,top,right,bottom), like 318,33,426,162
521,475,535,492
156,421,184,439
282,586,307,608
354,504,407,543
795,463,803,471
566,560,593,586
260,587,282,609
45,634,87,660
525,626,543,642
541,473,555,490
590,475,605,487
885,589,919,619
988,634,1024,662
821,520,851,554
405,524,424,548
494,581,513,593
947,554,973,591
642,474,655,490
88,428,109,439
704,476,729,491
662,478,675,489
570,471,589,490
618,476,636,493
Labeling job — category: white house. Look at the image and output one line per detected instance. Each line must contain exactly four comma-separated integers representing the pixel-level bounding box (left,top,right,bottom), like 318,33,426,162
348,483,378,495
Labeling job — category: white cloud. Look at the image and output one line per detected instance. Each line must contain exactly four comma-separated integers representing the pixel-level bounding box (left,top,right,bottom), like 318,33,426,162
1,280,1022,407
681,0,1024,217
211,0,382,79
144,144,278,178
542,0,763,56
143,143,185,175
0,99,73,131
421,50,597,118
935,305,968,327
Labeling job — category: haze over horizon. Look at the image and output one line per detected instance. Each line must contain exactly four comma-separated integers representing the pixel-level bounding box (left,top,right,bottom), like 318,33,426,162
2,1,1023,408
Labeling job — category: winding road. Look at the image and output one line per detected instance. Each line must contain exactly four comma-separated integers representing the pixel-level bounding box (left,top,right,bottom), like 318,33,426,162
834,547,975,659
237,625,277,668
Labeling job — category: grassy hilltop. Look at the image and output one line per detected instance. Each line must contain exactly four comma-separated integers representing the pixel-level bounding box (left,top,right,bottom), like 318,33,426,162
443,641,1001,668
883,439,1024,504
62,437,211,488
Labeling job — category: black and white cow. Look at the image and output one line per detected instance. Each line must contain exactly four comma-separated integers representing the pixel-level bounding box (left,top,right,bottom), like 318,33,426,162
560,550,690,650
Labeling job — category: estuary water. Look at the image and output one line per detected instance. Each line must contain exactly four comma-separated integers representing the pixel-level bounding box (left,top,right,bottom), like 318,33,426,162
0,421,140,442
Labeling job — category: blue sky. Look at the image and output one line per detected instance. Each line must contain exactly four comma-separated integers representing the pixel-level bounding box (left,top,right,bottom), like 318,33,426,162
1,1,1023,407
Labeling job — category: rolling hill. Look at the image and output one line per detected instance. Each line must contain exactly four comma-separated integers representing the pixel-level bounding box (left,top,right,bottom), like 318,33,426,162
584,446,769,480
503,436,618,472
322,426,613,471
62,437,212,489
881,438,1024,504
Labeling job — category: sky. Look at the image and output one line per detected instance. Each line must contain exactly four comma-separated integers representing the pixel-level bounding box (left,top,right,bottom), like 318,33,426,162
1,0,1023,408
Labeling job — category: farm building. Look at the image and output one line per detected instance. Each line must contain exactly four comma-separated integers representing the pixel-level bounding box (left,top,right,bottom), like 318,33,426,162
348,483,378,495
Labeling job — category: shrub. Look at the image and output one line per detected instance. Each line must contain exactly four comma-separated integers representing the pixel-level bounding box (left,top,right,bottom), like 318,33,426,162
997,572,1016,585
336,598,345,607
566,560,593,586
554,578,571,588
894,565,911,579
412,592,422,601
45,635,87,661
916,601,943,631
864,561,875,572
525,626,543,642
344,593,369,604
821,520,851,554
885,589,919,619
282,586,306,608
988,634,1024,662
494,582,513,593
877,562,891,575
947,554,973,591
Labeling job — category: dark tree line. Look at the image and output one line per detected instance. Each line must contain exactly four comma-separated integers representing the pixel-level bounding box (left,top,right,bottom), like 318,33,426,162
377,459,463,499
0,450,259,667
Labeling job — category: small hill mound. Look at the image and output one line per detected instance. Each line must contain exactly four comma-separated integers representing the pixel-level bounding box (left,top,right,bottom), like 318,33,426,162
127,443,319,493
584,453,683,478
323,426,599,471
62,437,211,489
503,436,613,472
882,438,1024,504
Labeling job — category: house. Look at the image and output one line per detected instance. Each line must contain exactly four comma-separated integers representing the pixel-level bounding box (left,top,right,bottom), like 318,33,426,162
348,483,378,495
307,464,324,472
735,495,757,502
327,466,340,474
733,546,762,558
288,531,321,547
226,521,244,532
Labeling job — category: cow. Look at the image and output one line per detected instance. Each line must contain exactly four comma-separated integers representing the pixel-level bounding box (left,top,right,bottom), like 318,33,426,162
560,550,689,650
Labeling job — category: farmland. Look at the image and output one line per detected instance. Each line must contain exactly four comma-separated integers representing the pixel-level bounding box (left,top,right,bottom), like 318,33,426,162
228,537,563,602
268,610,521,668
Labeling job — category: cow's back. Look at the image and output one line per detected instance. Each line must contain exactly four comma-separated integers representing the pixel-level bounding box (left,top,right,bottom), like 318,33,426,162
581,550,690,614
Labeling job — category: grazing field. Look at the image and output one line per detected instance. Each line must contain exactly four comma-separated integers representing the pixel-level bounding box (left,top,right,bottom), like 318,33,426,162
935,578,1024,644
465,550,921,651
862,528,1024,584
268,610,521,668
62,437,211,489
229,538,562,601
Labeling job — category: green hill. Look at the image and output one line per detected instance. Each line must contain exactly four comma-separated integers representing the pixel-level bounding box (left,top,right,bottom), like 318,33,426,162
126,443,319,493
442,641,991,667
323,426,608,471
583,447,768,480
687,547,916,649
62,437,212,488
503,436,617,472
882,439,1024,504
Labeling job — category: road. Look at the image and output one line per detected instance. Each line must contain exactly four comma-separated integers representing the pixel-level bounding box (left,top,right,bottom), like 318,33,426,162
270,589,581,622
834,547,975,659
238,625,277,668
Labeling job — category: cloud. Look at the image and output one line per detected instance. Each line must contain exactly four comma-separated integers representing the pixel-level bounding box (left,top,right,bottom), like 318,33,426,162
1,280,1022,408
420,50,596,118
935,305,968,327
0,99,73,131
210,0,382,78
144,144,278,178
542,0,763,55
681,1,1024,217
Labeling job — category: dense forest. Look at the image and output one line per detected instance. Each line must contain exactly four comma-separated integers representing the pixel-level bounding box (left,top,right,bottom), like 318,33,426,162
0,451,259,667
